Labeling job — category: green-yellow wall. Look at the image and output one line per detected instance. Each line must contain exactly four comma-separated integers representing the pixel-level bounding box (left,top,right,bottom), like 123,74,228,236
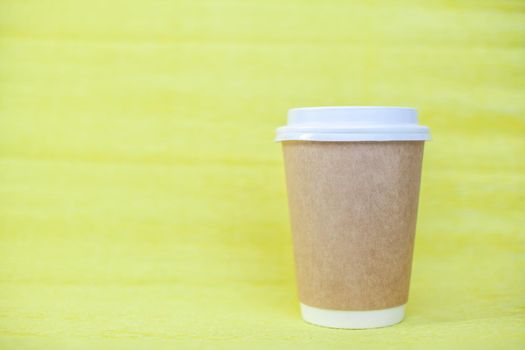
1,1,524,348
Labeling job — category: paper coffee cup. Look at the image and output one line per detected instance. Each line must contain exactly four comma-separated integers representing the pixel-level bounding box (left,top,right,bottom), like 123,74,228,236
276,107,430,329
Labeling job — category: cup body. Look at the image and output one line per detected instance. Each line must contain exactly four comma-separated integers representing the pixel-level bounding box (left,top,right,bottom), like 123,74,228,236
283,141,424,328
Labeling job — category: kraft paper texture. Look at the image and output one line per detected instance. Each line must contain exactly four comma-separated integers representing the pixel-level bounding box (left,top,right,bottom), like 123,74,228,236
283,141,424,310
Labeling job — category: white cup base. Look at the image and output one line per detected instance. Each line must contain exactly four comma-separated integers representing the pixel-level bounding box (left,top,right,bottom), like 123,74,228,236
300,303,405,329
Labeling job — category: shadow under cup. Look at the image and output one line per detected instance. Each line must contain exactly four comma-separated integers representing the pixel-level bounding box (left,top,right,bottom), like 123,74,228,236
276,107,430,329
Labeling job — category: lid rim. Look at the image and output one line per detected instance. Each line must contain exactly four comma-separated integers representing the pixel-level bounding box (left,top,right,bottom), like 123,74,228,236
276,126,429,133
275,132,431,142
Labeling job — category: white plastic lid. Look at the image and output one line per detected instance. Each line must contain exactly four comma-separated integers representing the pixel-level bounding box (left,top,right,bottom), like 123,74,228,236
275,106,430,142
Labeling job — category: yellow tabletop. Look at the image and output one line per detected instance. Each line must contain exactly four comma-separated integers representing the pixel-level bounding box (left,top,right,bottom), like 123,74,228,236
0,1,524,348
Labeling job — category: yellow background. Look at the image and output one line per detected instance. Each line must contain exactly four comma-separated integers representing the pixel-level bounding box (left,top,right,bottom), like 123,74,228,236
1,0,524,348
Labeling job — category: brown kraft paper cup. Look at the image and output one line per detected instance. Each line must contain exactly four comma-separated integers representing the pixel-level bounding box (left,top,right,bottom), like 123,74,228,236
283,141,424,311
276,106,430,329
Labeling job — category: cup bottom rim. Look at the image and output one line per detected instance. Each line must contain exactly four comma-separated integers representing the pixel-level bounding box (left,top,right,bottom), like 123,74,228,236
300,303,405,329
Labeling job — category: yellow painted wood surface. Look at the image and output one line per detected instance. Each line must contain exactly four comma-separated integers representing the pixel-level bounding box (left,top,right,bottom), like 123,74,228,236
1,1,524,348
